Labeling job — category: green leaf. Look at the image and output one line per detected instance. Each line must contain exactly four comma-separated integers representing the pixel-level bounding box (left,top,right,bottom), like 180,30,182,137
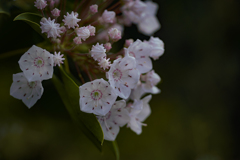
52,67,104,150
13,12,46,39
0,8,10,16
105,141,120,160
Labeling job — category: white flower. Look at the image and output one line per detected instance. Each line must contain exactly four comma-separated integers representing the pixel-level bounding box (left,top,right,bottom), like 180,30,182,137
108,28,121,42
53,52,65,66
127,95,152,135
141,70,161,94
148,36,164,60
107,49,140,99
97,100,130,141
90,43,106,61
127,39,152,74
34,0,47,10
98,57,111,70
138,15,160,36
40,17,63,38
79,78,117,116
101,10,116,23
90,4,98,14
18,45,54,81
63,11,81,29
10,72,44,108
87,25,96,36
75,27,90,41
51,8,60,17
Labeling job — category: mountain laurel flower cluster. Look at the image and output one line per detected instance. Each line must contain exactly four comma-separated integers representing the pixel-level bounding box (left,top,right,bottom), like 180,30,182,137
10,0,165,147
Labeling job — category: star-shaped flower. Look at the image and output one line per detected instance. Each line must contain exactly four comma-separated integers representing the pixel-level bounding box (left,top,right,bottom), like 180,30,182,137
40,17,63,38
90,43,106,61
53,52,65,66
63,11,81,29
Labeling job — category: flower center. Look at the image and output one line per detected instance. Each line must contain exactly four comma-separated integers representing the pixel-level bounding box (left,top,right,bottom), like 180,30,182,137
112,69,122,82
34,57,45,68
91,89,103,100
129,51,136,58
27,81,37,88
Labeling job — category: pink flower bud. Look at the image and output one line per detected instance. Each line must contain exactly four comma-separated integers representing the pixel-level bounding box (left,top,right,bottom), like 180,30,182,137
104,43,112,52
101,10,115,23
90,4,98,14
108,28,121,41
87,25,96,36
51,8,60,17
60,26,67,33
73,37,82,44
34,0,47,10
75,27,90,41
125,39,134,47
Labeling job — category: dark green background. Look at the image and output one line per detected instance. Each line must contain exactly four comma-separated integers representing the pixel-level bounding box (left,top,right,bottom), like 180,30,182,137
0,0,240,159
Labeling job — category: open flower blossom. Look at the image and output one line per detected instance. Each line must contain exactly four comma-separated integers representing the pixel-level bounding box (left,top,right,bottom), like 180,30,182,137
75,27,90,41
10,72,44,108
63,11,81,29
148,36,165,60
108,28,121,42
127,39,152,74
127,95,152,135
40,17,63,38
34,0,47,10
53,52,65,66
98,57,111,70
101,10,116,23
107,49,140,99
79,79,117,116
10,0,164,143
18,45,54,82
90,43,106,61
97,100,130,141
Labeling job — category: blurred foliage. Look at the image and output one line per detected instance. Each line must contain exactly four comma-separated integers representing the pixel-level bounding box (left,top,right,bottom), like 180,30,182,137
1,0,240,160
